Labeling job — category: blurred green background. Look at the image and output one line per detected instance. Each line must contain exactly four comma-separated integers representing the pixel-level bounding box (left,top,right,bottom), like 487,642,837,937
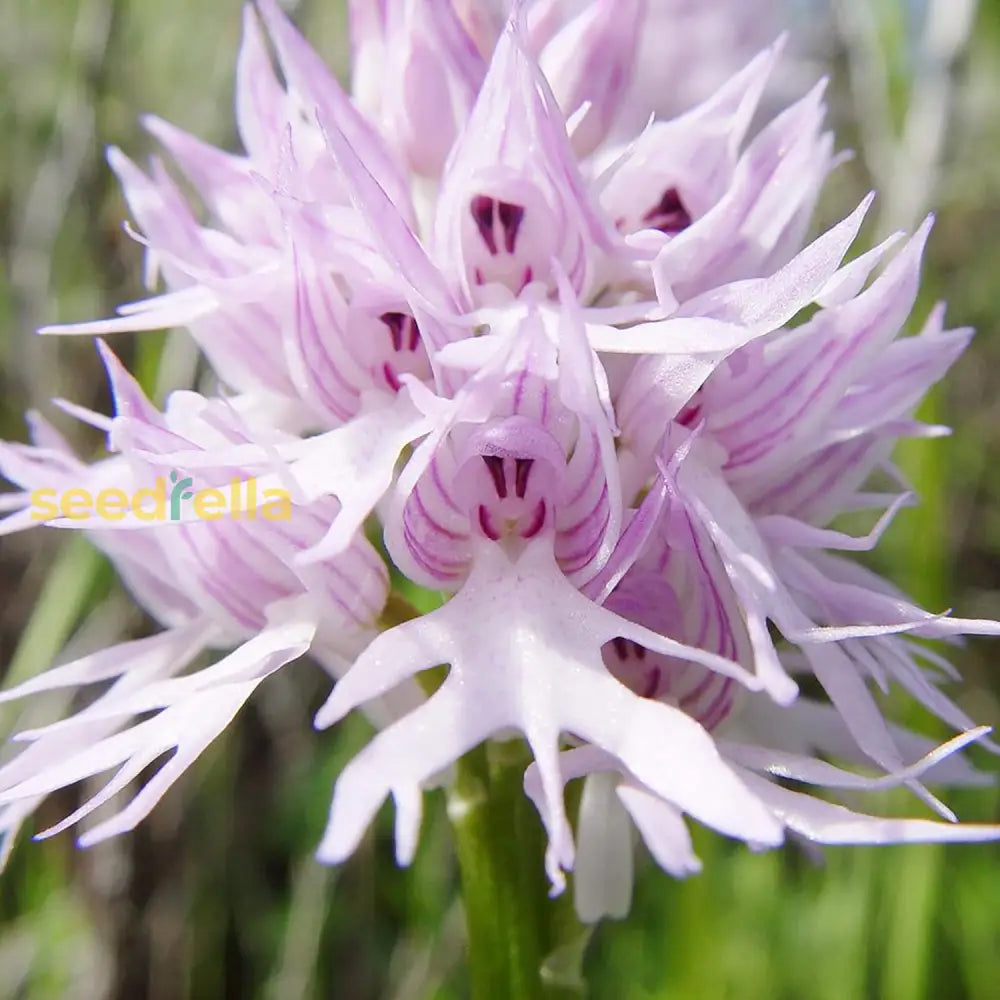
1,1,999,997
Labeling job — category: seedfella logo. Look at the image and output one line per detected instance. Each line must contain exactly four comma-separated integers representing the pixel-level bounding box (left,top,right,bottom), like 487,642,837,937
169,471,195,520
30,471,292,523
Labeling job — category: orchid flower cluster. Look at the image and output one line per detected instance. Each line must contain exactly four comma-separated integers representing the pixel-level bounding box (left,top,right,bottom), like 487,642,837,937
1,0,998,926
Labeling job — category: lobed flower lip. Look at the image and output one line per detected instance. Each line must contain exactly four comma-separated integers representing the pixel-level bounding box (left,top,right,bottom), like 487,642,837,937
0,0,997,913
525,722,1000,922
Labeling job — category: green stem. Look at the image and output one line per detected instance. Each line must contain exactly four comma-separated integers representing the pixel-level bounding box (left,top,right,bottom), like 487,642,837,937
448,741,590,1000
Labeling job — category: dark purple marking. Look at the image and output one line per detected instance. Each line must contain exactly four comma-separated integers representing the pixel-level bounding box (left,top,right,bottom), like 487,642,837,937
641,665,661,699
406,315,420,351
514,458,533,499
470,195,498,255
382,362,402,392
642,187,692,235
380,311,407,352
521,499,547,539
478,504,500,540
481,454,508,498
497,200,525,253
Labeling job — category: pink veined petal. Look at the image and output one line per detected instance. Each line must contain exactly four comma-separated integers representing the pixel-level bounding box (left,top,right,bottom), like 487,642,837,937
800,641,953,818
0,616,315,847
46,355,389,640
680,470,935,652
613,354,735,493
554,272,622,579
378,0,486,178
256,0,415,224
876,645,994,746
720,726,991,793
583,471,669,606
282,243,366,424
755,492,913,553
104,147,213,279
610,202,886,482
39,286,221,336
347,0,387,117
814,230,905,307
586,315,762,355
783,548,1000,644
97,341,172,434
651,81,834,300
0,622,214,706
775,553,1000,757
823,323,973,446
742,434,894,523
730,83,831,259
0,423,214,625
387,446,473,589
674,457,804,703
539,0,645,157
705,221,934,483
66,390,430,551
12,614,317,743
141,115,275,245
235,5,291,164
730,696,995,789
677,459,958,807
319,106,462,349
736,769,1000,846
674,192,875,334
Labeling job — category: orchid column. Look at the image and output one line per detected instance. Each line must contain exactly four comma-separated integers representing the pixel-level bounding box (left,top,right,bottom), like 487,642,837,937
2,3,999,999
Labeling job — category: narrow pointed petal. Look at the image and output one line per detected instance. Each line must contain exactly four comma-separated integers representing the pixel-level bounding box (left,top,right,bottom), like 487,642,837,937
0,623,212,705
256,0,415,222
739,770,1000,846
539,0,645,156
